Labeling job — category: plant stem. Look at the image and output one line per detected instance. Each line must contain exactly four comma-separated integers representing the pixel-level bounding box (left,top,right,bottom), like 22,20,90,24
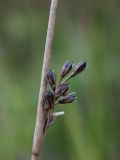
61,74,73,84
31,0,59,159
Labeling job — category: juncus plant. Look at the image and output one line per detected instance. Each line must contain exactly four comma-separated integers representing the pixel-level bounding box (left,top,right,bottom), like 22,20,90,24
31,0,86,159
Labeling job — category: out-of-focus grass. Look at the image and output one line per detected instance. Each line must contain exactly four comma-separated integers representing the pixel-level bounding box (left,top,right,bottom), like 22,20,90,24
0,0,120,160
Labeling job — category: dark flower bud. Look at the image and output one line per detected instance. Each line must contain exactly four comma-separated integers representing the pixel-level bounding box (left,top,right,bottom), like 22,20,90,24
58,92,76,104
61,60,73,78
47,70,56,91
45,90,54,109
71,61,86,77
55,83,69,99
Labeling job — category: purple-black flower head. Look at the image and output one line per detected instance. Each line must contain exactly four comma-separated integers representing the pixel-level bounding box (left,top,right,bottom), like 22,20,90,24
61,60,73,78
55,83,69,99
47,69,56,91
45,90,54,109
71,61,86,77
58,92,76,104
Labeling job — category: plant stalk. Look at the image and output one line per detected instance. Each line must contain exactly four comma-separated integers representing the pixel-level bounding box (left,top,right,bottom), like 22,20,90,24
31,0,59,159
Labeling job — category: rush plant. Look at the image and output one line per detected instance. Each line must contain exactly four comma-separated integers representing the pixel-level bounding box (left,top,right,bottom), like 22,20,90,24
31,0,86,159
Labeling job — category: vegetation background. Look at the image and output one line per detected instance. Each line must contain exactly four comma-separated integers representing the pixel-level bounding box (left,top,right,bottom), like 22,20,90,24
0,0,120,159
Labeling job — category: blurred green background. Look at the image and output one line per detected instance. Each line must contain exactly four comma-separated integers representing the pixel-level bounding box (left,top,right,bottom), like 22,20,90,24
0,0,120,159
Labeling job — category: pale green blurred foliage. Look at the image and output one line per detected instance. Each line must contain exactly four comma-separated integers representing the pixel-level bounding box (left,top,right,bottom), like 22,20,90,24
0,0,120,160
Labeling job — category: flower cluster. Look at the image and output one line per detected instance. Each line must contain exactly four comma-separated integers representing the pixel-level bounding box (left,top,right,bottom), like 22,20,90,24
43,60,86,133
